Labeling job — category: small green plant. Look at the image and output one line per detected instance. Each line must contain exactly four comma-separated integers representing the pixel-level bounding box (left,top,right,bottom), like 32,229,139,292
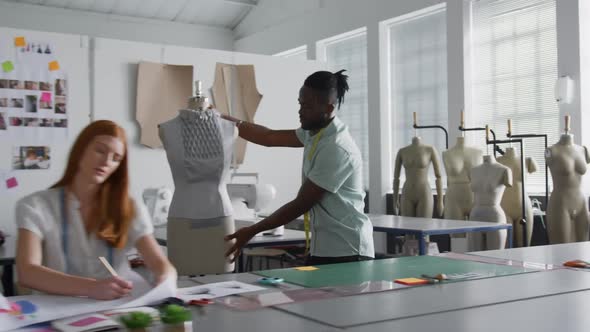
119,312,153,329
160,304,191,325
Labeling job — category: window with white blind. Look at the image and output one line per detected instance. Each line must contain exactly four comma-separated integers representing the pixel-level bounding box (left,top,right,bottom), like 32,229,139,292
317,29,369,189
274,45,308,60
386,6,448,185
470,0,558,193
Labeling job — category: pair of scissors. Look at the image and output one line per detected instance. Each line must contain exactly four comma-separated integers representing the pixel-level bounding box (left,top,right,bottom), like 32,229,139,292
257,277,284,285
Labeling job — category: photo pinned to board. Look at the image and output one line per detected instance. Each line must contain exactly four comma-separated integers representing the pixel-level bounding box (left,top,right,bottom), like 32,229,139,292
55,78,66,96
0,98,7,108
9,117,22,127
25,95,37,113
55,95,66,114
39,118,54,127
23,117,40,127
39,95,52,110
53,118,67,128
0,80,7,89
12,146,50,170
9,98,23,108
0,112,6,130
8,80,23,90
39,81,52,91
24,80,38,90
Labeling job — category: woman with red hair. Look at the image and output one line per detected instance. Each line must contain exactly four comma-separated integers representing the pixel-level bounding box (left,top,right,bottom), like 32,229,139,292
15,120,176,300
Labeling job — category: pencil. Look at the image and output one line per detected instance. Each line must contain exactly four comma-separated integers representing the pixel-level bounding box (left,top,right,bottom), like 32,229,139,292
98,256,118,277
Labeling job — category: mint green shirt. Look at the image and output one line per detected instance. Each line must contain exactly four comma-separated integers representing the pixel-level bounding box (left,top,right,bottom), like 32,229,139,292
296,117,374,258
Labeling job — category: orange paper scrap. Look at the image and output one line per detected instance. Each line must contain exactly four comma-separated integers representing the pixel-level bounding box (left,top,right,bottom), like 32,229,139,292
14,37,26,47
48,61,60,71
394,278,429,286
294,266,319,271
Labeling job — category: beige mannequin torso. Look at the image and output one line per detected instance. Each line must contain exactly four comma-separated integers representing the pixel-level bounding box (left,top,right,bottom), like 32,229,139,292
497,147,537,247
442,137,483,220
468,155,512,251
392,137,443,217
546,134,590,244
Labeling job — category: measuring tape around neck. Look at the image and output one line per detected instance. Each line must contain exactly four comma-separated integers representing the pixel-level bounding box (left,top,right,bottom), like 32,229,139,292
304,128,325,256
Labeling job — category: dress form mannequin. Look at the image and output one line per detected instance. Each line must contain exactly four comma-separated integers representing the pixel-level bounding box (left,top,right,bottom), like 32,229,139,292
159,80,236,275
442,136,483,220
392,136,444,217
468,155,512,251
546,118,590,243
497,147,537,247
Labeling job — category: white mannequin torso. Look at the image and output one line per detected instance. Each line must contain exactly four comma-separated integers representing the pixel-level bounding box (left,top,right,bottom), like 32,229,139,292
442,137,483,220
545,134,590,243
497,147,537,247
159,109,235,219
159,108,236,275
392,137,443,217
471,156,512,208
468,155,512,250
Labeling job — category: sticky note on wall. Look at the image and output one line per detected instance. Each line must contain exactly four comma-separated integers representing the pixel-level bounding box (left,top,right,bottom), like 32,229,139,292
6,177,18,189
14,37,25,47
2,61,14,73
48,61,60,71
40,92,52,102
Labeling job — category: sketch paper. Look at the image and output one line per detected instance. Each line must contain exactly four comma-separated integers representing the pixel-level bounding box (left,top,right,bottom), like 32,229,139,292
136,62,193,148
177,281,265,302
211,63,262,165
0,274,176,331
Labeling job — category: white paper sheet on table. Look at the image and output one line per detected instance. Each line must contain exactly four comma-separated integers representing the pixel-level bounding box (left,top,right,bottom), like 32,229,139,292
0,292,11,310
177,281,265,301
0,273,176,331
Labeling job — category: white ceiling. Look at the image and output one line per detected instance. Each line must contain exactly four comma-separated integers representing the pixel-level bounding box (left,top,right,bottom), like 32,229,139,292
0,0,258,29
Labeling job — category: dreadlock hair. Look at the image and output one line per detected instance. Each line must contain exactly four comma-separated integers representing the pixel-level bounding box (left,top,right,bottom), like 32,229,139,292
303,70,350,110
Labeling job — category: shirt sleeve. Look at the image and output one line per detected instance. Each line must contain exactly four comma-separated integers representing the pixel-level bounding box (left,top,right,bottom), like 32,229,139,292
15,196,45,240
307,145,356,193
127,198,155,246
295,127,306,144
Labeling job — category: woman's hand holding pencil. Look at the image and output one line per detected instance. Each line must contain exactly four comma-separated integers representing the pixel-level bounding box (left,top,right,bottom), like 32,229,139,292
86,256,134,300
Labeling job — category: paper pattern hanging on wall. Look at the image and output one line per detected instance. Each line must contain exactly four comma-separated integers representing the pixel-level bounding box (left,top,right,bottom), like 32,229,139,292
0,36,69,142
136,62,193,148
211,63,262,165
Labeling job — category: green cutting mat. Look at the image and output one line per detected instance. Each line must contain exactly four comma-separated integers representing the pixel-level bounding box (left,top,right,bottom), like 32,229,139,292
256,255,536,288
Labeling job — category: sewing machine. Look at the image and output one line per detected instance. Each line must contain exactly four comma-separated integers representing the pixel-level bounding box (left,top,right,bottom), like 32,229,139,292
227,173,281,235
142,187,173,227
142,173,279,234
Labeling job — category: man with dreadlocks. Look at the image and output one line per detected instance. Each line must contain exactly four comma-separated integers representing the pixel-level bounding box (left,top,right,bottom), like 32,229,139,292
223,70,374,266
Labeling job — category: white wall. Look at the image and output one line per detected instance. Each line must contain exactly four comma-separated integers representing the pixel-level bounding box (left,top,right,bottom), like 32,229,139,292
0,27,90,234
0,1,234,51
